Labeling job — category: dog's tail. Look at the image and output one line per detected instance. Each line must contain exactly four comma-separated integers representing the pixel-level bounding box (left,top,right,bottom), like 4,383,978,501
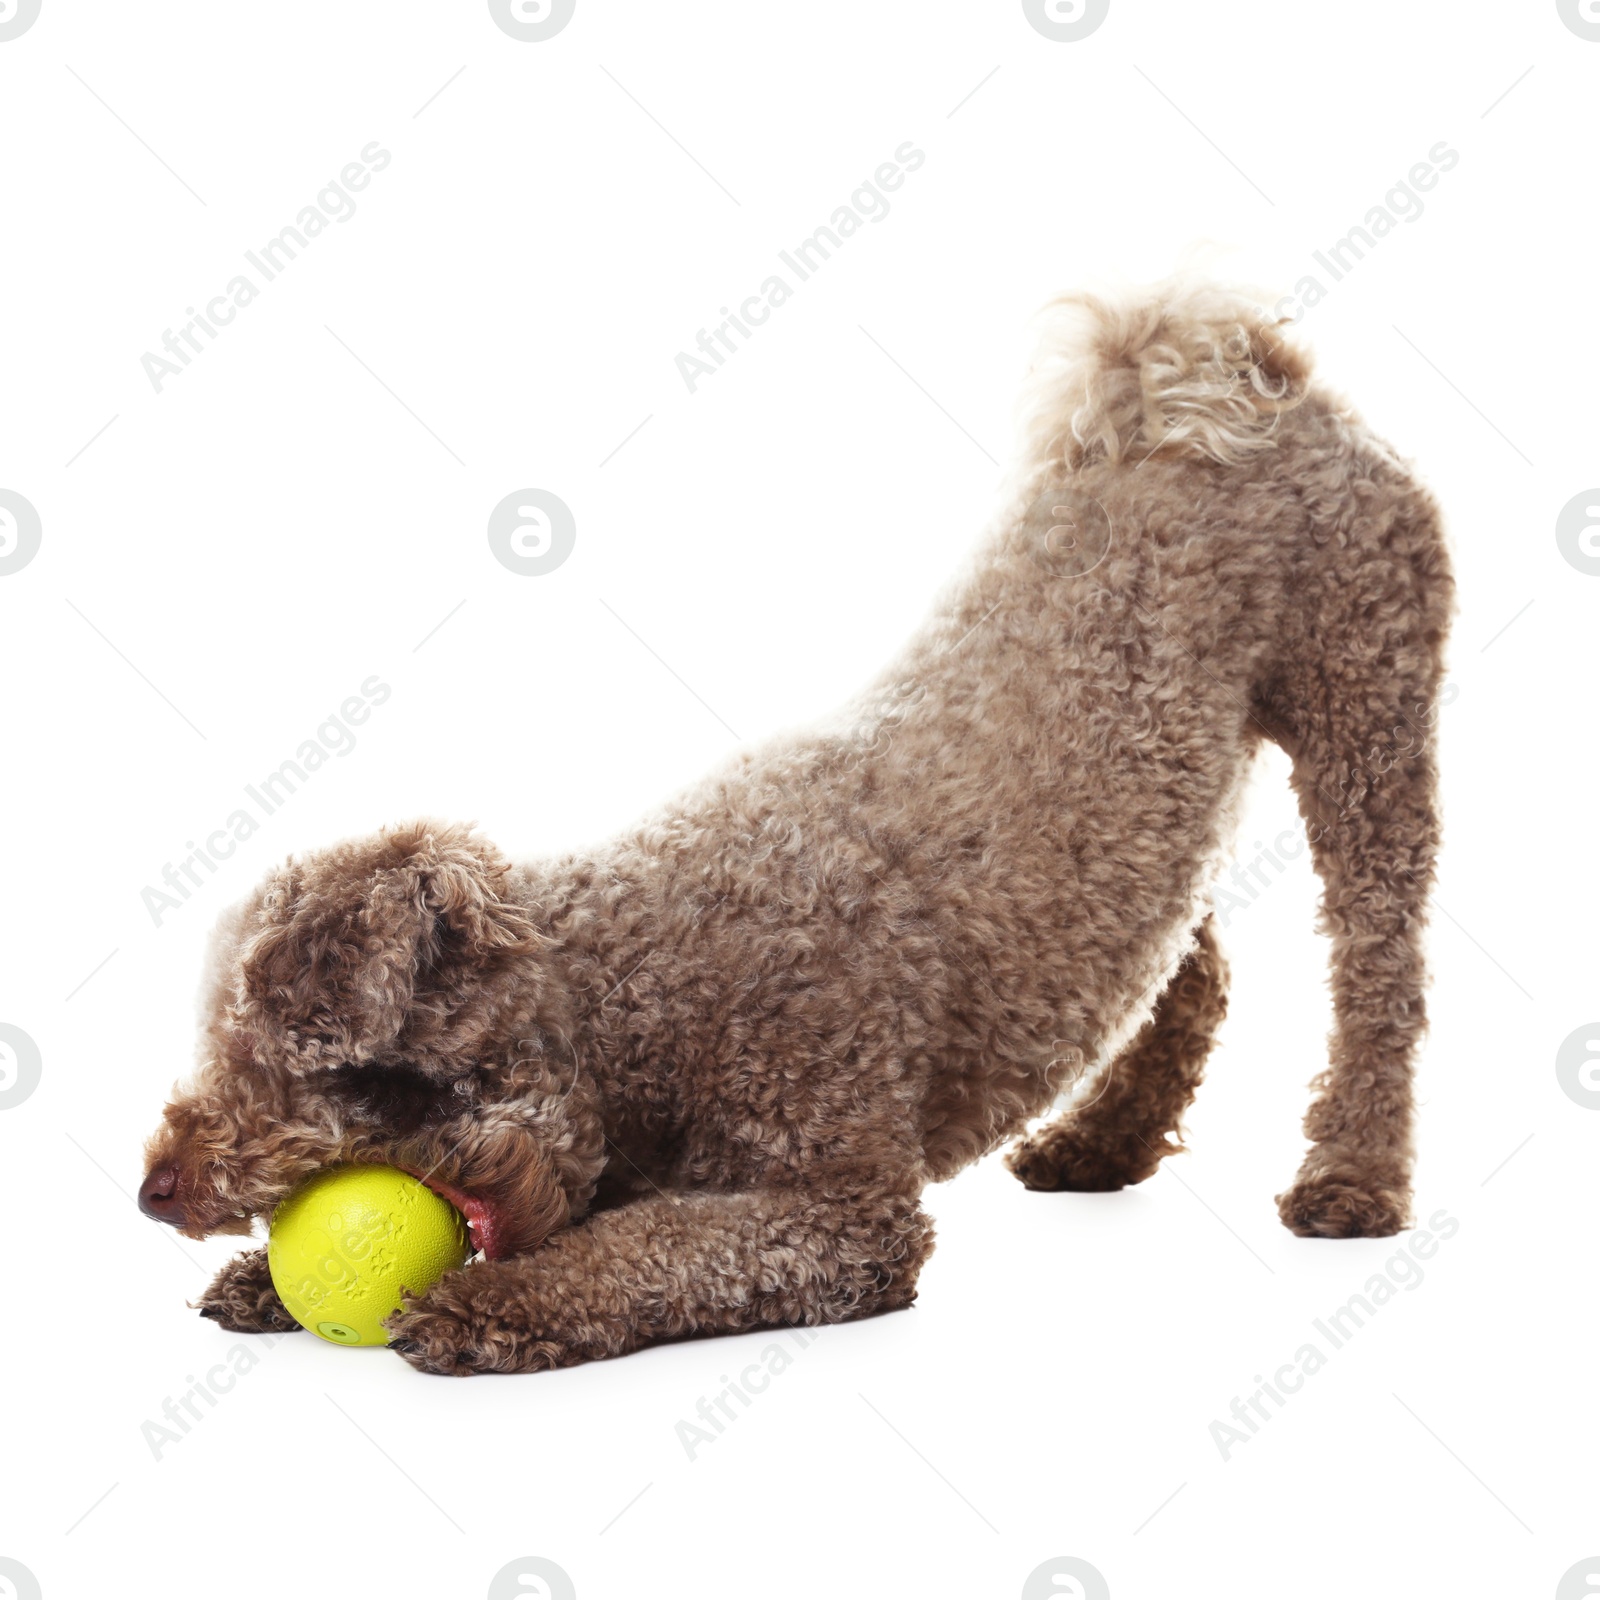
1013,281,1312,475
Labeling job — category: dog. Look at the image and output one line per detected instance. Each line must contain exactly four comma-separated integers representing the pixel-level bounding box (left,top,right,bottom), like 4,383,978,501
139,282,1453,1375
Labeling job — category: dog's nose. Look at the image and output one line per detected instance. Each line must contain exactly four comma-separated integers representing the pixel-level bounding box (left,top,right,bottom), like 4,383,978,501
138,1165,186,1226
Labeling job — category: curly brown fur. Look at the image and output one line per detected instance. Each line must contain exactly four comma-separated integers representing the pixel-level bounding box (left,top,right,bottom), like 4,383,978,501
388,1181,932,1375
140,280,1452,1371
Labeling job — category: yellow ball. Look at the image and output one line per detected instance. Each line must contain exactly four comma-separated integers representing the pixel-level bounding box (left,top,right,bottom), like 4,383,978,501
267,1165,470,1347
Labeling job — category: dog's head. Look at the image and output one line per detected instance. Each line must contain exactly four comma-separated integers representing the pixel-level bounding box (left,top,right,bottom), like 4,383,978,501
138,822,600,1259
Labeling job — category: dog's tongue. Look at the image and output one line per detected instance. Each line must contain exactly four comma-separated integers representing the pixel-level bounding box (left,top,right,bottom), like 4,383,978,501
404,1170,505,1259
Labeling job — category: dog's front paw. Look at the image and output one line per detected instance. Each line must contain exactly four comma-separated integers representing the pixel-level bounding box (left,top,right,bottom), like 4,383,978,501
193,1246,301,1334
1276,1166,1410,1239
385,1268,569,1377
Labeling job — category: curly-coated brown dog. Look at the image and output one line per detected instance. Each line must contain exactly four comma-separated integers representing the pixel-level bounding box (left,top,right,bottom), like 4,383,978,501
139,283,1453,1375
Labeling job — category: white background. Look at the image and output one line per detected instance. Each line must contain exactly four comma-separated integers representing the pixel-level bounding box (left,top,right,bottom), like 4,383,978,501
1,2,1595,1597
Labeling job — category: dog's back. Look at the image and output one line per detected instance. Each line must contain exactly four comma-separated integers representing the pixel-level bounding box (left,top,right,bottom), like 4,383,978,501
587,284,1450,1226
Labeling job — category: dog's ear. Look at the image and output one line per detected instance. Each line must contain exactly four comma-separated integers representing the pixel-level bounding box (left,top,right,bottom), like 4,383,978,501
230,823,544,1071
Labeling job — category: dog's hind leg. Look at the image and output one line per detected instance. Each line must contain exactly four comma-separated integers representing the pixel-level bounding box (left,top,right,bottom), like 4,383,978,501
1267,699,1443,1237
1007,917,1228,1192
1259,475,1451,1238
